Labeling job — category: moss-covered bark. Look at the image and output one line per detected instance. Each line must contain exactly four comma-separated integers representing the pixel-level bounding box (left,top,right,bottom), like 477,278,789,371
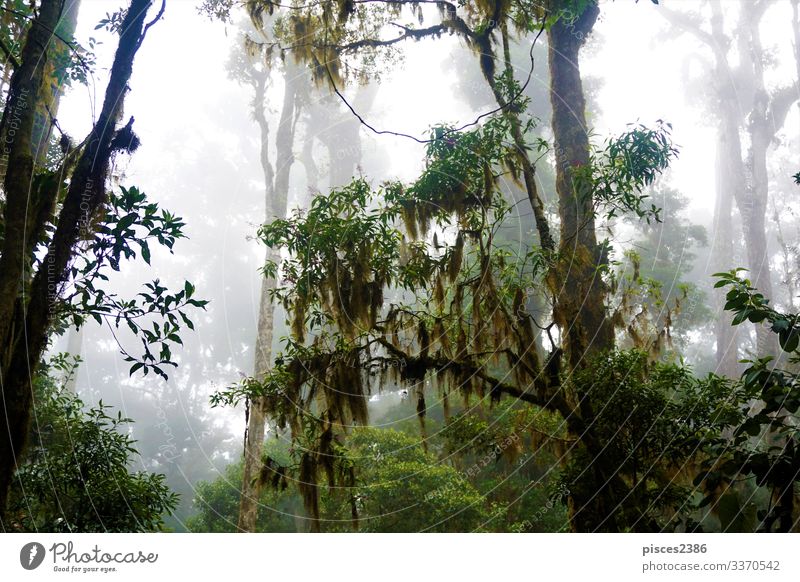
0,0,154,521
547,1,613,370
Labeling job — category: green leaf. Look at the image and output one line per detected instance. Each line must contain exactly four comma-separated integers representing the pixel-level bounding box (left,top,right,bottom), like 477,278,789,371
117,212,138,231
140,242,151,264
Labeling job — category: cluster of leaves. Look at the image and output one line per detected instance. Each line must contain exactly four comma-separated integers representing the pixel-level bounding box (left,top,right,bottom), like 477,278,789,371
5,356,178,532
0,0,32,64
693,270,800,531
343,427,490,532
540,0,598,28
91,185,186,270
564,351,678,529
95,9,128,34
263,0,406,84
260,179,401,341
0,1,97,88
51,35,97,88
391,116,527,233
256,115,528,349
438,400,569,531
692,356,800,531
440,401,562,460
59,186,208,379
198,0,236,23
561,350,752,531
579,121,679,222
714,269,800,352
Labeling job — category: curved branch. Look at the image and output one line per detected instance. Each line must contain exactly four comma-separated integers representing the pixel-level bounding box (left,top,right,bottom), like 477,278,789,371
374,336,576,424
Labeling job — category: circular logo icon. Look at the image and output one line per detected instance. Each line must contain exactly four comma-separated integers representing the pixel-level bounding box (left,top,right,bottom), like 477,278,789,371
20,542,46,570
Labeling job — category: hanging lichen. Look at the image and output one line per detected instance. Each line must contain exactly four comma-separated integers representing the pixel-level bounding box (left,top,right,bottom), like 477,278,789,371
248,114,557,526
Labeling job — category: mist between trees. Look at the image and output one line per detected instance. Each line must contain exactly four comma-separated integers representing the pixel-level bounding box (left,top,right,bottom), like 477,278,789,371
1,0,799,533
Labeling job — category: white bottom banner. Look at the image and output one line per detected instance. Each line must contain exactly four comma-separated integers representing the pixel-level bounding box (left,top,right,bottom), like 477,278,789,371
1,534,797,581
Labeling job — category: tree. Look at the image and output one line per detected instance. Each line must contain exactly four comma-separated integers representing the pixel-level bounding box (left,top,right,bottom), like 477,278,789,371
206,0,685,532
212,112,675,529
4,355,178,532
217,9,380,530
0,0,206,521
223,16,307,531
660,0,800,361
546,1,613,369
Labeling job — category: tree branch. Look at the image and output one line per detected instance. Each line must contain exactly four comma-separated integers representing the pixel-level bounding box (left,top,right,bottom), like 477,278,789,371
768,83,800,137
373,336,576,424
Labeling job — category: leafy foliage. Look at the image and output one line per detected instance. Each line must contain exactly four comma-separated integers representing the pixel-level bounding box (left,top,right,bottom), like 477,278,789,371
702,270,800,531
187,440,299,533
211,79,684,526
189,428,489,532
5,356,178,532
714,269,800,352
343,428,490,532
579,121,679,222
58,186,208,379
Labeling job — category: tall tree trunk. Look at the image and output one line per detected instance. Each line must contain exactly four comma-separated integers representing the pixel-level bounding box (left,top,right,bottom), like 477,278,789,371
663,0,797,360
712,129,740,376
710,2,748,372
547,1,613,371
238,61,301,532
0,0,154,522
546,1,629,532
738,0,777,357
707,0,750,366
0,2,65,518
0,0,63,356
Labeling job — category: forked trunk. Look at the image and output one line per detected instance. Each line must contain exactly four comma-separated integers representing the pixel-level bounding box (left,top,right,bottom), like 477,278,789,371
238,60,301,532
0,0,154,522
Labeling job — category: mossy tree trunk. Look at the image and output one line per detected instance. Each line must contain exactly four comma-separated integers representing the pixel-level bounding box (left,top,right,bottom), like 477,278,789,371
546,1,628,531
547,2,612,370
0,0,154,521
